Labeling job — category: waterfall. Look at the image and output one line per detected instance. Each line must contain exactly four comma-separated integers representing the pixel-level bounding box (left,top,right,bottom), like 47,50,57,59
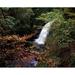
34,20,55,47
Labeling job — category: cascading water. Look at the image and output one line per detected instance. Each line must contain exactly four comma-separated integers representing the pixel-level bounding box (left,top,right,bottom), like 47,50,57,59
34,20,55,49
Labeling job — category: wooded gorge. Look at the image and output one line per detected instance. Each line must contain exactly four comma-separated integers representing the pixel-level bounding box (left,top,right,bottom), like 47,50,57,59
0,8,75,67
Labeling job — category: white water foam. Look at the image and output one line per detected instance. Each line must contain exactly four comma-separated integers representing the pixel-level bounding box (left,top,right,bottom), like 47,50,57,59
34,20,55,45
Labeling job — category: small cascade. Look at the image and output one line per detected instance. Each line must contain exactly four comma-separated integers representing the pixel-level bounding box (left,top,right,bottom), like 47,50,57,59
34,20,55,48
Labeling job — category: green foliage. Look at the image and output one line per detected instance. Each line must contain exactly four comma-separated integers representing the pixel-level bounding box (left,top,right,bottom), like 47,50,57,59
9,8,34,34
9,8,34,20
36,9,64,22
46,18,75,48
0,15,18,35
0,8,35,35
32,8,52,16
44,9,75,48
